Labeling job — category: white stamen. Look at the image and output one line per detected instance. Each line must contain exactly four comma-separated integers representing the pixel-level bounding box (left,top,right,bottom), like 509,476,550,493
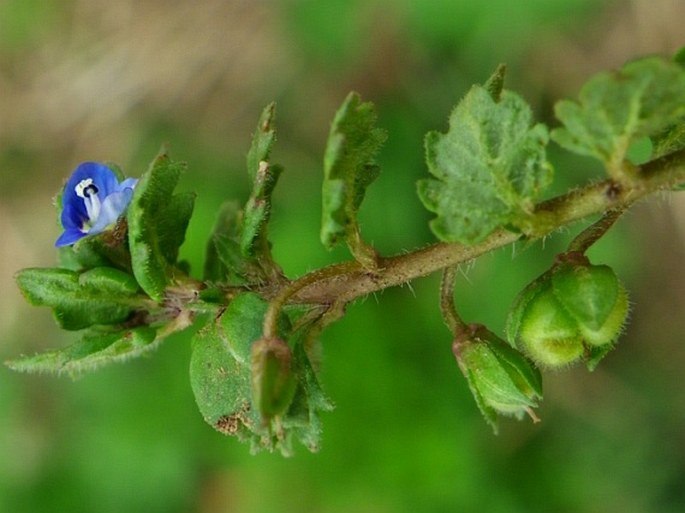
74,178,101,226
75,178,95,198
83,194,101,224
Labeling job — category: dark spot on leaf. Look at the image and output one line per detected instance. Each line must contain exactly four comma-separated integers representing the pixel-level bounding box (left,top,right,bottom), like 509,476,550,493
215,414,241,435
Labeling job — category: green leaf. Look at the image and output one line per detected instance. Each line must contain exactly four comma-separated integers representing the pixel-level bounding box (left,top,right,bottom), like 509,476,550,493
219,292,272,363
189,319,258,440
204,201,245,283
552,57,685,175
127,151,188,301
320,92,387,266
157,191,196,265
56,216,131,273
418,83,552,244
652,122,685,160
6,326,158,376
15,267,142,330
190,291,332,454
189,293,272,443
279,330,334,453
240,103,283,260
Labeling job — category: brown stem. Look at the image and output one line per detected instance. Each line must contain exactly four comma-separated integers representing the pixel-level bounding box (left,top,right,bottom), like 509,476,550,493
286,148,685,306
566,208,624,254
439,266,468,335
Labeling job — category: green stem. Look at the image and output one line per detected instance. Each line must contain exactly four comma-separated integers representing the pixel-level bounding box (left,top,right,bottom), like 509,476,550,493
287,148,685,306
566,208,624,254
439,266,468,335
262,261,359,338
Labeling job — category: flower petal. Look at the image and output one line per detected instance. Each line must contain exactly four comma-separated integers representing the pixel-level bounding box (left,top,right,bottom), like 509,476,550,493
61,162,119,216
117,178,138,191
89,189,134,233
55,228,87,247
60,202,86,231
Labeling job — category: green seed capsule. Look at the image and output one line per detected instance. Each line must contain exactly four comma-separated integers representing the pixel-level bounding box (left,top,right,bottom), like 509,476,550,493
454,325,542,432
552,264,629,348
507,260,630,370
517,283,585,367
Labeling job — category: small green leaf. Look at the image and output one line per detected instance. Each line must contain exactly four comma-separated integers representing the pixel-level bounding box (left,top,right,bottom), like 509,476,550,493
127,151,188,301
189,320,257,438
190,293,281,446
190,292,332,454
321,92,387,266
6,326,158,376
219,292,273,363
281,342,334,453
552,57,685,175
204,201,248,283
57,219,132,272
652,122,685,160
15,267,142,330
418,80,552,244
241,103,283,260
157,191,196,265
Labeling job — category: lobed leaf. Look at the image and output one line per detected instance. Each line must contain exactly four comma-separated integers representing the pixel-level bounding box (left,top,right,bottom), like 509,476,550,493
6,326,159,376
15,267,142,330
127,152,189,301
240,103,283,259
418,79,552,244
320,92,387,265
552,57,685,174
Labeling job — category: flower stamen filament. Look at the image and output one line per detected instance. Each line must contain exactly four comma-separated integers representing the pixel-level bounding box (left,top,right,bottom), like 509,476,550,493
74,178,101,231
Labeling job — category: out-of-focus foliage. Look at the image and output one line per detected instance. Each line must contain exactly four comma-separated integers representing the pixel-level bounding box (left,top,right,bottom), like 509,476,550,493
2,1,685,512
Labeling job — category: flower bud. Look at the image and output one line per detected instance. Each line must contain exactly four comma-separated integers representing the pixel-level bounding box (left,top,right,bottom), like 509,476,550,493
251,337,297,422
454,325,542,432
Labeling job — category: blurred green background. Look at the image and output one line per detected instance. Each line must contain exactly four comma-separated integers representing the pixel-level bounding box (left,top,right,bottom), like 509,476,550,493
2,1,685,512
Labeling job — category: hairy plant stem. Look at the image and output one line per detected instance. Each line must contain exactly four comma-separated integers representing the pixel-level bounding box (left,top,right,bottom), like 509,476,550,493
439,266,468,335
282,148,685,307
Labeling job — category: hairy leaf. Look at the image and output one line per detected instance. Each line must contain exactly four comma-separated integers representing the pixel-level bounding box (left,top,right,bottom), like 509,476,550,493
552,57,685,174
15,267,142,330
418,83,552,244
190,292,331,454
321,92,387,265
189,320,258,440
127,152,188,301
204,201,246,283
6,326,158,376
241,103,283,259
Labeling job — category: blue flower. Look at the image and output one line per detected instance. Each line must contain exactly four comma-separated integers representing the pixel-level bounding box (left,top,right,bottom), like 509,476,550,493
55,162,138,247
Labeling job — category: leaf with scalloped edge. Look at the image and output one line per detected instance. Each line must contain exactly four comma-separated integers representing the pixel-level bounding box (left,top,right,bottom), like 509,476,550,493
552,57,685,175
240,103,283,264
15,267,143,330
127,151,189,301
418,72,552,245
6,326,159,376
321,92,387,267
